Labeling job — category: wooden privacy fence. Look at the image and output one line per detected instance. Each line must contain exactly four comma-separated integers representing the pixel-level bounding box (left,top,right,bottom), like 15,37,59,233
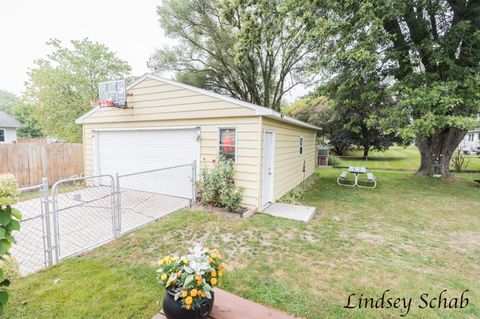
0,143,84,187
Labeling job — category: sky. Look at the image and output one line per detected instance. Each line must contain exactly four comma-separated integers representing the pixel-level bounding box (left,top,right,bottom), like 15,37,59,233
0,0,167,96
0,0,305,102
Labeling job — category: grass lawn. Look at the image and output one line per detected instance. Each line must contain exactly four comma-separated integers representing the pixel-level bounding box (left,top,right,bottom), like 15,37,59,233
3,168,480,318
338,146,480,171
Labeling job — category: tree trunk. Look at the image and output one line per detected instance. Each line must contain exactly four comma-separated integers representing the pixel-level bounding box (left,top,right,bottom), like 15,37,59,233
363,147,369,158
415,127,466,177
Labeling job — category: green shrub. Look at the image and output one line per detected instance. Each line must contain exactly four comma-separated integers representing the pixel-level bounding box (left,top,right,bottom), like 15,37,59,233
328,155,342,167
279,173,320,205
0,173,22,315
198,158,244,213
0,256,20,282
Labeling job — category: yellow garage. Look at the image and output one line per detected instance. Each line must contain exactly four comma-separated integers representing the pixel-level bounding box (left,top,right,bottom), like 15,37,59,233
76,74,319,210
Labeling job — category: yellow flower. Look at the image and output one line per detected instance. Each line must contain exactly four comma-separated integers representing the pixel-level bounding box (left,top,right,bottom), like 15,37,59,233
183,258,189,265
199,291,206,298
211,270,217,277
166,281,171,287
185,296,193,305
211,277,217,285
209,258,215,264
161,274,167,281
218,270,223,277
181,291,188,298
190,289,198,297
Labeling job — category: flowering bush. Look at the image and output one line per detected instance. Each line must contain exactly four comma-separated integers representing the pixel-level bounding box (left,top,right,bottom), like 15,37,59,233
198,157,244,212
0,174,21,315
157,246,226,311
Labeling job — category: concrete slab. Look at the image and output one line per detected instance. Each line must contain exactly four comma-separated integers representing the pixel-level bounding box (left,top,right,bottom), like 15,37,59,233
263,203,316,222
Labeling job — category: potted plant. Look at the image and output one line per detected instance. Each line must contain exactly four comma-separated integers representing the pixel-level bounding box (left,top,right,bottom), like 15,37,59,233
157,246,225,319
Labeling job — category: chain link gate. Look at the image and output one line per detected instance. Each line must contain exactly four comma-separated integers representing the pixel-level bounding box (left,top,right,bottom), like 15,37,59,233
51,175,117,262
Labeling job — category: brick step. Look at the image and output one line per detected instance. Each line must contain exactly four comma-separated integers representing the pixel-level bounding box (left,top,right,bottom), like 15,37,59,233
153,288,297,319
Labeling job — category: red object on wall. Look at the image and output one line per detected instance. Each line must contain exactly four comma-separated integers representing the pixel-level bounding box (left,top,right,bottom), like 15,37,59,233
223,136,234,152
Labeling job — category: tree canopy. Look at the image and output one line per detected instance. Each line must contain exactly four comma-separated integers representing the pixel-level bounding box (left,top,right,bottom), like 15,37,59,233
154,0,325,111
23,39,131,142
0,90,17,115
311,0,480,175
11,100,43,138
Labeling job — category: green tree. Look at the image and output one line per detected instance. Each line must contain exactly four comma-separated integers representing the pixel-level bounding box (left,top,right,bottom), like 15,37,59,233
154,0,324,111
315,0,480,176
288,96,356,155
0,90,17,115
11,100,43,138
320,70,402,157
24,39,131,142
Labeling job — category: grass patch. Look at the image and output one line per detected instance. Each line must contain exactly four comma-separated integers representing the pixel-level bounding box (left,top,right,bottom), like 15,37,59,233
338,146,480,171
3,168,480,318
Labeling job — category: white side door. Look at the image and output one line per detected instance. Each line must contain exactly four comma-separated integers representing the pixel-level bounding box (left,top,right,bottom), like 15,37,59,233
262,131,274,209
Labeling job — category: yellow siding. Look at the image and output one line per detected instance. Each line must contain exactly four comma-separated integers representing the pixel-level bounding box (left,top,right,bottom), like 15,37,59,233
261,117,316,202
83,78,255,124
83,117,261,208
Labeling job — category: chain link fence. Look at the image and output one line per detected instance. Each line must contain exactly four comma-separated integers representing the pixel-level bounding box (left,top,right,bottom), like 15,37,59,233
117,163,195,234
10,181,49,275
9,162,196,276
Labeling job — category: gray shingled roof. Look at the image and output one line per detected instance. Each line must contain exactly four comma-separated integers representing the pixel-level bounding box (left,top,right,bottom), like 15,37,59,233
0,112,22,128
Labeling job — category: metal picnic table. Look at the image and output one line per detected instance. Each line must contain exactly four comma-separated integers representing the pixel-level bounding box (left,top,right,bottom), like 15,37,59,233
337,166,376,188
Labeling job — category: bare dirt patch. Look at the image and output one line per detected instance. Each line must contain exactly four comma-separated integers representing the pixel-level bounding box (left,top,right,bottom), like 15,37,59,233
356,231,385,244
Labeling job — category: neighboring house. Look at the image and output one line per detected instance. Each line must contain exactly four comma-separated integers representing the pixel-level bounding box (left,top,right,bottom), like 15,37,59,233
459,128,480,154
76,74,319,210
0,111,22,143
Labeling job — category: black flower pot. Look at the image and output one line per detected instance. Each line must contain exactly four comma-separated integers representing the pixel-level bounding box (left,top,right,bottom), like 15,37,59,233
163,290,214,319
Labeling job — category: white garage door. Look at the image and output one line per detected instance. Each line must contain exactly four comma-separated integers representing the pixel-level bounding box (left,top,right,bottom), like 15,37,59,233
95,128,199,198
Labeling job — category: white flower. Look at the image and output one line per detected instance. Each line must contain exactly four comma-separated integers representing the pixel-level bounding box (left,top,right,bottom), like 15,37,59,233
182,246,210,274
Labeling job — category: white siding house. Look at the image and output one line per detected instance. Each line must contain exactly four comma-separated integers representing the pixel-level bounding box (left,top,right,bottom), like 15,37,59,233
0,112,21,143
459,128,480,154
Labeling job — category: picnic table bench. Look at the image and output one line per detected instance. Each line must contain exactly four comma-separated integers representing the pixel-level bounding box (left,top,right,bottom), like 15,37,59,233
152,288,296,319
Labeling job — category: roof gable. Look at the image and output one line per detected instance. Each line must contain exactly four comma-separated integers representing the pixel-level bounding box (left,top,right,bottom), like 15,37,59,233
77,74,320,130
0,112,22,128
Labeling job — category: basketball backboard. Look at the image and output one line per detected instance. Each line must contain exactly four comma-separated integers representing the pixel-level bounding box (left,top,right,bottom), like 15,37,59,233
98,80,127,107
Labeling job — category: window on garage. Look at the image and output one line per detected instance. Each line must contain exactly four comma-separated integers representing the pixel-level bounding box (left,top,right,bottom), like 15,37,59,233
219,128,236,162
0,130,4,142
299,136,304,155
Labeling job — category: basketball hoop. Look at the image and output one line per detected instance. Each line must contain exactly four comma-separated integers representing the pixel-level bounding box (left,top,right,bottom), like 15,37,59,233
90,100,116,108
92,79,128,108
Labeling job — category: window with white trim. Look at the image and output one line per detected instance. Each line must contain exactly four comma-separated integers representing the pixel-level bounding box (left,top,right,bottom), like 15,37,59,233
219,128,236,162
0,130,4,142
299,136,304,155
468,133,474,141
